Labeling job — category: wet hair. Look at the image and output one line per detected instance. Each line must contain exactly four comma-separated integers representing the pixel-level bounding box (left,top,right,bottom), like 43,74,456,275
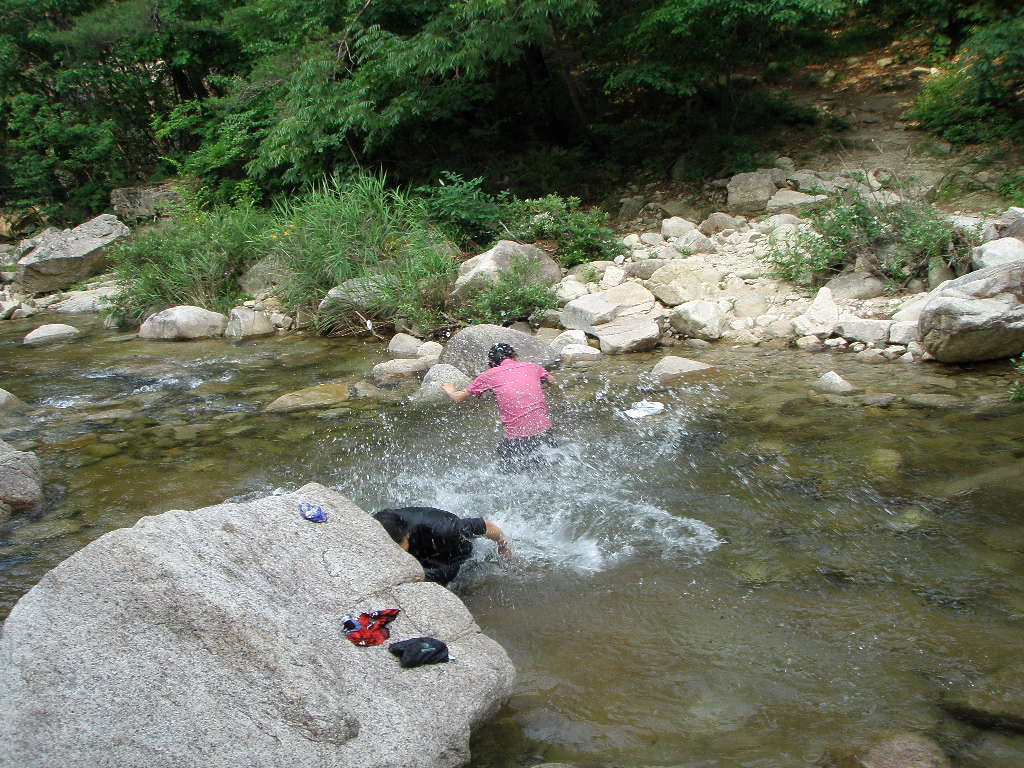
487,343,517,367
373,509,409,543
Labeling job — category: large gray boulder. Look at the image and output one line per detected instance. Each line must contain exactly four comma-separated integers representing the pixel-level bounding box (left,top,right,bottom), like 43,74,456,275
669,300,725,340
449,241,560,304
765,189,827,213
0,439,42,513
139,306,228,340
438,324,555,377
0,484,516,768
726,171,777,212
15,214,129,293
918,262,1024,363
793,287,840,338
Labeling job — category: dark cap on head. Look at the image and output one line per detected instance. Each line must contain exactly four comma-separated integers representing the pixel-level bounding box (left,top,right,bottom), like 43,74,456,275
487,343,517,367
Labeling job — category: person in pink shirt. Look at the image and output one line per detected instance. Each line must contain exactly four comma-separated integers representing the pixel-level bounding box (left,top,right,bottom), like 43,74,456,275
442,342,555,470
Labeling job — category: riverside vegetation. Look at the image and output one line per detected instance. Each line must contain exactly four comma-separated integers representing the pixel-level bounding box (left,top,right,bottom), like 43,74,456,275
2,1,1022,223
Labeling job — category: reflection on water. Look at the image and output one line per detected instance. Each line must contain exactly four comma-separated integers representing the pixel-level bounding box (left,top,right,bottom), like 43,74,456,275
2,316,1024,767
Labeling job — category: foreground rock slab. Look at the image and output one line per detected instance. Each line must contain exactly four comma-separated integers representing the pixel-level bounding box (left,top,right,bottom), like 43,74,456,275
0,483,516,768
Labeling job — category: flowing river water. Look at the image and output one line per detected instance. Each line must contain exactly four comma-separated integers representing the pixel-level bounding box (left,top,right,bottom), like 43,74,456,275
2,314,1024,767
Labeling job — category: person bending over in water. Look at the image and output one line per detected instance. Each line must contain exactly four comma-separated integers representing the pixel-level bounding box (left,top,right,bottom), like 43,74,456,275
442,343,554,470
373,506,512,586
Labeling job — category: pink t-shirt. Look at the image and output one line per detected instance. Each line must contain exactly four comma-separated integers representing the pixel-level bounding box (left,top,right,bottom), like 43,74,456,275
466,359,552,439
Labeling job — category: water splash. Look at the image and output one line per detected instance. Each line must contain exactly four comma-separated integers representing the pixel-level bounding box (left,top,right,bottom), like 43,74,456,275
326,383,724,577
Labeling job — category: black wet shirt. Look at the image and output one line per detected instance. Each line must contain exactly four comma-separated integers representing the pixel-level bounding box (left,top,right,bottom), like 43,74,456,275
380,507,486,585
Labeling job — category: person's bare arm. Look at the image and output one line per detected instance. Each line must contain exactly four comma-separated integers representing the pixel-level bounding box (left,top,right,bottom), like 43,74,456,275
441,382,472,402
483,520,512,557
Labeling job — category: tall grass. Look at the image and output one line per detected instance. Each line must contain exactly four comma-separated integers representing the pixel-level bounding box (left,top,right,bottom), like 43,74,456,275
270,175,459,333
108,202,273,322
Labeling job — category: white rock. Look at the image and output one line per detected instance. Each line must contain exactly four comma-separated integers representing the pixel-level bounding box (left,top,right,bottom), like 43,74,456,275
371,357,431,385
812,371,856,394
640,232,664,246
49,286,119,314
412,363,471,404
450,240,561,303
224,307,275,339
765,189,828,213
888,321,919,345
795,335,823,350
23,324,80,346
644,261,722,306
674,229,717,255
892,295,930,322
549,329,587,355
836,318,893,346
0,483,515,768
971,237,1024,270
416,341,443,359
793,287,840,337
591,313,661,354
556,278,590,305
661,217,697,238
599,265,626,289
622,234,642,248
669,300,725,341
562,282,656,332
388,332,422,359
652,356,714,385
139,306,228,340
559,343,601,364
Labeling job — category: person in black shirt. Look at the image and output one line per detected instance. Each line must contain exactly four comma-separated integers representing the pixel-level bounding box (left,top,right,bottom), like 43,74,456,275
373,506,513,586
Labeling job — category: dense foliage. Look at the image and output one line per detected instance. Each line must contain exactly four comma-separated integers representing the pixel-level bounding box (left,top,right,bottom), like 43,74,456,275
0,0,1002,222
2,1,1021,222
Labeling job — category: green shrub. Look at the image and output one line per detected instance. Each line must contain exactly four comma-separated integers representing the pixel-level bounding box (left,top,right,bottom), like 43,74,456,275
998,175,1024,206
455,259,559,327
415,172,502,248
500,194,626,268
761,190,973,287
271,174,458,334
108,201,273,322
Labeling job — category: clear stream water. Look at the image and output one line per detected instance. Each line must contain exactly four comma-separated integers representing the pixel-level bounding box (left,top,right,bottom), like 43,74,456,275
2,314,1024,767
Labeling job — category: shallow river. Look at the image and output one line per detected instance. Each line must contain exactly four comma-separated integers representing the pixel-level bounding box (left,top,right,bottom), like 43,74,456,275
2,314,1024,767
